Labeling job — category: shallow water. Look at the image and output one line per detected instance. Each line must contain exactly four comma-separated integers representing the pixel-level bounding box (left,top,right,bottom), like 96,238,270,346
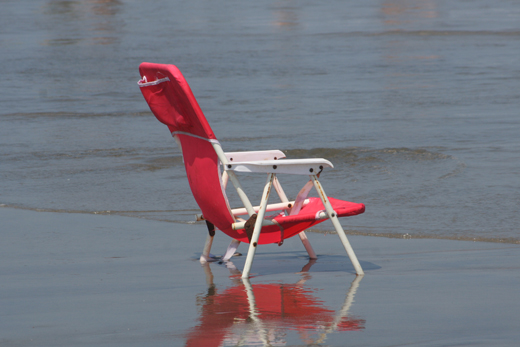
1,0,520,243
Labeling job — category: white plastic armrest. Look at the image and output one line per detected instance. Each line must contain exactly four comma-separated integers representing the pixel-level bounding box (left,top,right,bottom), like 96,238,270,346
226,158,333,175
224,150,286,162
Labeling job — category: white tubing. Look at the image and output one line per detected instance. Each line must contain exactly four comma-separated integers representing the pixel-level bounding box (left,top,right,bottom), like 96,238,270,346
298,231,317,259
223,239,241,261
311,175,364,275
242,173,275,278
199,234,215,263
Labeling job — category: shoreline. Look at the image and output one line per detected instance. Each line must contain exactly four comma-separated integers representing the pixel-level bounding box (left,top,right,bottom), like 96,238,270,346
2,204,519,245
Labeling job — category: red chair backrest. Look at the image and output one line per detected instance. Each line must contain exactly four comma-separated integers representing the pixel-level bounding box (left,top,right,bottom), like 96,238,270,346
138,63,235,234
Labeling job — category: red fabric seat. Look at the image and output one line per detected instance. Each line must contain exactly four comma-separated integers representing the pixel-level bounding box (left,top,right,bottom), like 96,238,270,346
230,197,365,244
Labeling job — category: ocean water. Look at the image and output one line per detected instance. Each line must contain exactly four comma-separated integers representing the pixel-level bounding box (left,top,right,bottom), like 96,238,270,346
1,0,519,244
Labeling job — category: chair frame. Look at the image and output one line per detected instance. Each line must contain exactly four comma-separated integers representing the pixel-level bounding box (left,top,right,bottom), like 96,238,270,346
197,141,364,278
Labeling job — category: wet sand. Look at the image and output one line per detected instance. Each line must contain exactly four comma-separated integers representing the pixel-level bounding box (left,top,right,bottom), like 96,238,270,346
2,207,519,346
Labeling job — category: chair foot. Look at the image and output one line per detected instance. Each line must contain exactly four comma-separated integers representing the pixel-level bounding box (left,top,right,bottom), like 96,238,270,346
241,241,258,279
200,233,215,264
298,231,317,259
223,239,241,261
200,254,219,263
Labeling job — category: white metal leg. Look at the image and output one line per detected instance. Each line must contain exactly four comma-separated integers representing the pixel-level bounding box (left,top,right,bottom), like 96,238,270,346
297,231,317,259
199,233,215,263
223,239,241,261
242,173,275,279
311,175,364,275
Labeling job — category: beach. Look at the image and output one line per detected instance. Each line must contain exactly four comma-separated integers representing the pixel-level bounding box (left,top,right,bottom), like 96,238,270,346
2,1,520,345
2,207,519,346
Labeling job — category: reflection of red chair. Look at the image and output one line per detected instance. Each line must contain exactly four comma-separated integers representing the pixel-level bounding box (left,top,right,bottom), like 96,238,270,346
185,263,364,347
138,62,365,278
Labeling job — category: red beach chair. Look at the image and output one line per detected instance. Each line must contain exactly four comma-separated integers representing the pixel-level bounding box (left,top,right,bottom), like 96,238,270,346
138,62,366,278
